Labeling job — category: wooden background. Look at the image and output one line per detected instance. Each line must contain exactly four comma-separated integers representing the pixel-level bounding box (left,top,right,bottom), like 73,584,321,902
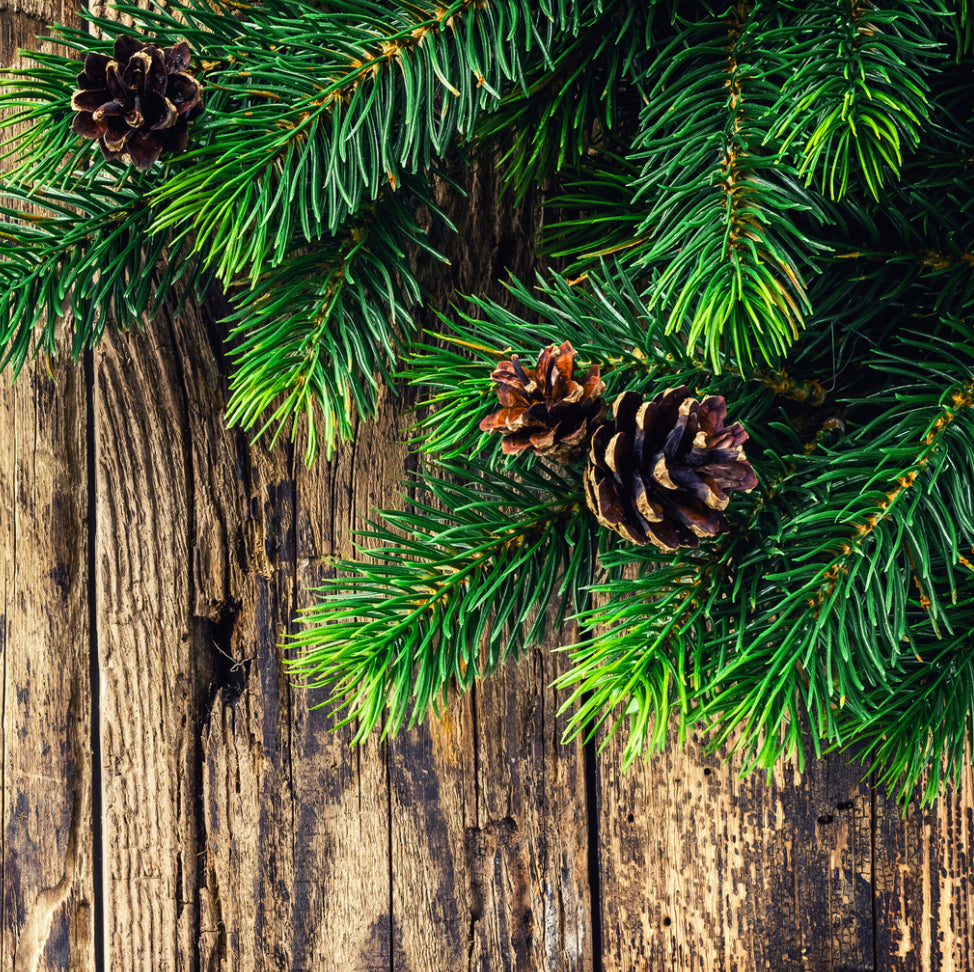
3,4,974,970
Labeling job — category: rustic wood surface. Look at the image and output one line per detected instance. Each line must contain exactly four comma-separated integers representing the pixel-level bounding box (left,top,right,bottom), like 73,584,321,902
3,4,974,970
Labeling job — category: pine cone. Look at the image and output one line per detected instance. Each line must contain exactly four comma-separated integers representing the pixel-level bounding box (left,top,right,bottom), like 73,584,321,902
584,386,758,550
480,342,606,463
70,36,203,169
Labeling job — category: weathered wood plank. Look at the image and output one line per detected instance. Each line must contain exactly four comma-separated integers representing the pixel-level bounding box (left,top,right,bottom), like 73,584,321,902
95,291,301,971
287,403,398,972
165,299,297,972
94,318,203,970
875,762,974,970
1,10,94,971
0,329,94,972
470,637,593,971
597,732,874,972
389,161,596,972
390,711,476,972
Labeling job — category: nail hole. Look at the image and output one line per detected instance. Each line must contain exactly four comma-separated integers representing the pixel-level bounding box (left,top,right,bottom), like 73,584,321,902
626,813,634,823
703,768,711,776
663,917,672,927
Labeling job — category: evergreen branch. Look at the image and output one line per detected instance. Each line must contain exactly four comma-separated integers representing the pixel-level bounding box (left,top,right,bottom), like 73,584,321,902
143,0,595,281
286,458,597,738
473,1,649,197
555,548,727,768
0,177,205,372
953,0,974,55
840,628,974,804
223,182,450,462
768,0,947,199
631,0,828,370
0,45,108,186
554,319,974,792
541,152,647,272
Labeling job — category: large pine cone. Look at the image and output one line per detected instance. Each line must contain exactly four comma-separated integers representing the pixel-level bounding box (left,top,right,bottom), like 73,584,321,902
480,342,606,463
584,386,758,550
70,36,203,169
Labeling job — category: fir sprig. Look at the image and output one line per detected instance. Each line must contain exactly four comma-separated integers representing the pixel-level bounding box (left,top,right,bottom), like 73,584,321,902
224,180,452,462
630,0,829,370
287,458,599,738
0,178,205,370
145,0,602,281
767,0,947,199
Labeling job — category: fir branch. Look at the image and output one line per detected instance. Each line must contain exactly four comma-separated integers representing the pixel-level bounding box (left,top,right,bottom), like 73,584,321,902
768,0,947,200
553,319,974,793
541,152,647,272
286,458,598,739
223,181,451,462
473,1,649,197
841,629,974,804
0,177,205,371
143,0,597,281
630,0,828,370
555,548,729,769
0,45,107,186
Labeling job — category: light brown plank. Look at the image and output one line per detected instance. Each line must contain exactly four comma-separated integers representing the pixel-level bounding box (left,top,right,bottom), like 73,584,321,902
597,731,874,972
95,287,305,970
165,298,297,972
469,636,594,971
390,710,476,972
1,10,94,971
0,324,94,972
94,316,201,970
390,159,596,972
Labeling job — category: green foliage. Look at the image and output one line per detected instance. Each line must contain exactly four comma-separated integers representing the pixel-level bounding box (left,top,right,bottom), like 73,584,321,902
224,179,451,461
0,177,206,370
287,458,599,737
630,1,828,370
768,1,946,200
0,0,611,456
4,0,974,801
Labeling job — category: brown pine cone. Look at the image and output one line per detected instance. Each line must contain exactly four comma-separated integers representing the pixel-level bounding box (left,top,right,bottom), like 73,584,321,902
70,36,203,169
584,386,758,550
480,342,606,463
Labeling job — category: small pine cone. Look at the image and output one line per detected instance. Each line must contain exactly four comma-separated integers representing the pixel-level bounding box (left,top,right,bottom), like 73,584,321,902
584,386,758,550
70,36,203,169
480,342,606,463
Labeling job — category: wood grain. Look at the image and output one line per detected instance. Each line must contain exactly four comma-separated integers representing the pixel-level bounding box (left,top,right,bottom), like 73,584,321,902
1,9,94,972
469,636,593,971
875,761,974,971
288,402,399,972
596,732,875,972
0,320,93,972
